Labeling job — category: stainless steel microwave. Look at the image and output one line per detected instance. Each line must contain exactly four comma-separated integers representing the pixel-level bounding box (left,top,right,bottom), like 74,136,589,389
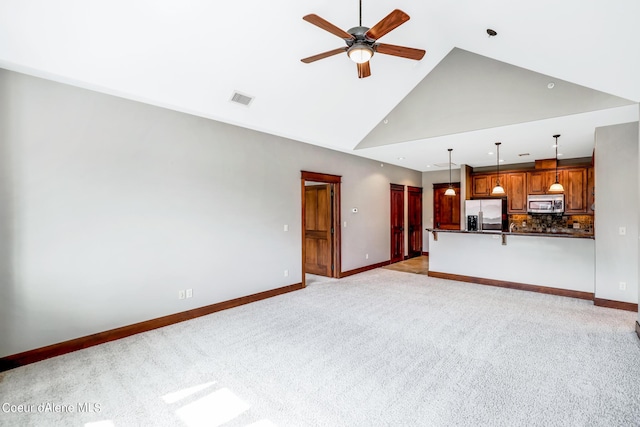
527,194,564,214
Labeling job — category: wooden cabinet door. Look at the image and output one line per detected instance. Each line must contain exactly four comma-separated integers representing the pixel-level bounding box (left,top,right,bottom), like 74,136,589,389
505,172,527,213
472,175,491,197
434,183,460,230
587,167,595,214
491,174,507,194
565,168,588,213
528,170,563,194
528,171,548,194
473,174,506,197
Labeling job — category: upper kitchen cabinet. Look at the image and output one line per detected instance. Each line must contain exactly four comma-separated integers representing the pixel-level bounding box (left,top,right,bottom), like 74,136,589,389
587,167,595,214
471,173,507,198
505,172,527,213
564,168,588,213
527,170,564,195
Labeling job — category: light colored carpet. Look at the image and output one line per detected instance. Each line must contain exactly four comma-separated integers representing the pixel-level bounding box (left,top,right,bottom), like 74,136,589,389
1,269,639,426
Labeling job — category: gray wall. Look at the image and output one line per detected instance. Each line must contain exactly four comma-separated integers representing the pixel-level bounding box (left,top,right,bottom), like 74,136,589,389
0,69,421,357
594,122,639,304
421,169,462,251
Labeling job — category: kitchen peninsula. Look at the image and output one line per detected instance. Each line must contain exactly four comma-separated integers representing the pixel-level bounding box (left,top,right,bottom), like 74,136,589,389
427,229,595,299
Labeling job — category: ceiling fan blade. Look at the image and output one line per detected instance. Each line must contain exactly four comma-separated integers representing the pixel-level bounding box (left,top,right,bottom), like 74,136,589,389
303,14,355,40
375,43,425,60
365,9,410,40
357,61,371,79
301,47,348,64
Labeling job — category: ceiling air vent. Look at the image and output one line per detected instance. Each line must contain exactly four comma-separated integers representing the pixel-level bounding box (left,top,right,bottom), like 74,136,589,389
230,91,254,106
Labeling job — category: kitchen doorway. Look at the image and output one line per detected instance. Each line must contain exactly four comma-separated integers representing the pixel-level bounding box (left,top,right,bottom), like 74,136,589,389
301,171,341,287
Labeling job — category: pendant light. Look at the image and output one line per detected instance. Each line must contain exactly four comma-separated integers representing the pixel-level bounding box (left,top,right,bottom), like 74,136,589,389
444,148,456,196
549,134,564,192
491,142,505,195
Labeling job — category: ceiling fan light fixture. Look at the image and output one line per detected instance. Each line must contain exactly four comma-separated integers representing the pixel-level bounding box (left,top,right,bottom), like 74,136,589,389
348,44,373,63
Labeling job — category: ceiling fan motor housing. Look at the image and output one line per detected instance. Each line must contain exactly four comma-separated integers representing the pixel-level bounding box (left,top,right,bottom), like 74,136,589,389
347,26,373,45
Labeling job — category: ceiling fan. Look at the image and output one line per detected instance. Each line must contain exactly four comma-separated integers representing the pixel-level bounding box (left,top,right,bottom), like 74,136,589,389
301,1,425,78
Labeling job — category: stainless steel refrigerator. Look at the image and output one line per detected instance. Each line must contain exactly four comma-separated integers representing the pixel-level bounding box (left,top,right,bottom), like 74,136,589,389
464,199,507,231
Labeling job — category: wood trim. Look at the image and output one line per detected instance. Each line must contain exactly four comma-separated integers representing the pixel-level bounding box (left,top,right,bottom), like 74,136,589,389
332,182,342,278
301,172,342,279
301,171,341,183
340,260,390,278
301,177,306,287
390,183,405,191
421,251,429,256
433,182,461,189
427,271,594,301
0,283,303,373
594,298,639,312
636,321,640,341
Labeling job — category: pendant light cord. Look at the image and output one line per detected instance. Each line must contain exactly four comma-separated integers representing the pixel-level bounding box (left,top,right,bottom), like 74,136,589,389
448,148,452,186
359,0,362,26
555,136,559,181
496,142,500,184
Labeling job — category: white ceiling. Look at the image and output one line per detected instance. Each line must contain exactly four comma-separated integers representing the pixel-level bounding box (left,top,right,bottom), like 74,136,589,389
1,0,639,172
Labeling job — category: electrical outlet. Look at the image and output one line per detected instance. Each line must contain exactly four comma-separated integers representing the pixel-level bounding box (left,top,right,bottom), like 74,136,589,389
283,224,288,232
186,289,193,298
284,269,289,277
619,282,627,291
619,226,626,235
365,253,369,259
178,290,186,300
344,221,347,227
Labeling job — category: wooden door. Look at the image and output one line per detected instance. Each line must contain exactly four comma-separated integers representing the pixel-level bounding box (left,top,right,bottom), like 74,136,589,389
390,184,405,264
407,186,423,258
305,184,332,276
434,183,460,230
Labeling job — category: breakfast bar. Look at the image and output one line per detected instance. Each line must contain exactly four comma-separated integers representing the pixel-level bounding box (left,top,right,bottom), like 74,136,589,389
427,229,595,298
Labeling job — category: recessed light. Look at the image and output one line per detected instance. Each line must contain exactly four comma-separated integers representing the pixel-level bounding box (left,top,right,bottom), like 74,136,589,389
552,144,558,148
499,159,505,163
426,165,431,168
488,152,494,155
547,82,555,89
557,153,564,157
383,119,389,124
397,157,405,160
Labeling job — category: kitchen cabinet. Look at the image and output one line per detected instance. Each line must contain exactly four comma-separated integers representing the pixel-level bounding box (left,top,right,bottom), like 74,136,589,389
587,167,595,214
505,172,527,213
471,173,507,198
564,168,588,213
470,164,592,215
527,170,564,195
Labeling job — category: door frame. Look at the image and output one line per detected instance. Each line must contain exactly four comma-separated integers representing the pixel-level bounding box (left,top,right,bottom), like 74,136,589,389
301,171,341,287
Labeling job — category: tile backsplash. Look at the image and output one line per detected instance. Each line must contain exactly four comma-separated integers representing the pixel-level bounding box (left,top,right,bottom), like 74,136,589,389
509,214,593,234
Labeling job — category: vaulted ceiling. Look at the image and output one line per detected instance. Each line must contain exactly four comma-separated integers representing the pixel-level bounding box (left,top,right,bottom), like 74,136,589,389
1,0,639,172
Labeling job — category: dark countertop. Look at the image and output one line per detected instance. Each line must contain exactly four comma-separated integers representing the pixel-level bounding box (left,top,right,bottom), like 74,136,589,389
425,228,594,239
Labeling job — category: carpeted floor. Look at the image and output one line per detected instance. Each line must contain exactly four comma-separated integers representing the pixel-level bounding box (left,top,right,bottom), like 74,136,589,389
1,269,639,426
